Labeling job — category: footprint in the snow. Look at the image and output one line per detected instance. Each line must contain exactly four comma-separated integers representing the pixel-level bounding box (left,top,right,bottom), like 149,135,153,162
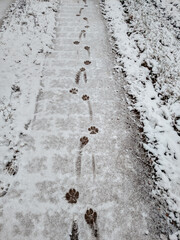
85,209,99,238
75,68,87,84
79,30,86,39
74,41,80,45
76,137,89,177
69,88,78,94
85,25,90,28
82,95,93,121
76,8,84,16
84,46,90,56
5,159,18,176
65,188,79,204
83,0,87,4
82,94,89,101
70,220,79,240
83,17,89,24
0,181,10,197
84,60,91,65
80,136,89,146
85,208,97,225
11,84,20,93
88,126,99,134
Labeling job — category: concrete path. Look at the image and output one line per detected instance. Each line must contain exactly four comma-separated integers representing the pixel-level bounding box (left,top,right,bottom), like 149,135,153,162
0,0,161,239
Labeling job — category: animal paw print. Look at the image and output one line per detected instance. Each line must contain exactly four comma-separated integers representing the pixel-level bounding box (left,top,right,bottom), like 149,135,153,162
69,88,78,94
88,126,98,134
74,41,80,45
80,67,85,72
65,188,79,204
82,95,89,101
0,181,10,197
75,68,87,84
79,30,86,39
70,220,79,240
84,60,91,65
5,160,18,176
84,46,90,51
80,136,89,146
76,8,84,16
85,209,97,225
83,17,88,23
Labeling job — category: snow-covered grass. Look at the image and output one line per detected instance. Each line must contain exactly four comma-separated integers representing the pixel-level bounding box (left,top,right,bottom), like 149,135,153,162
0,0,59,190
100,0,180,238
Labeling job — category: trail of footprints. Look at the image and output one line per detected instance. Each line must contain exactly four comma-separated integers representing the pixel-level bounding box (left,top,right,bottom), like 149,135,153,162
67,1,99,239
75,68,87,84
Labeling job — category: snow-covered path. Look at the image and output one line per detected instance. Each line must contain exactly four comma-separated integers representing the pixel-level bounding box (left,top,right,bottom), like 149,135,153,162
0,0,165,239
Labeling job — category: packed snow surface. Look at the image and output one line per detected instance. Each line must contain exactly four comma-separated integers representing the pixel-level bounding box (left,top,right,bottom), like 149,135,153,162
100,0,180,238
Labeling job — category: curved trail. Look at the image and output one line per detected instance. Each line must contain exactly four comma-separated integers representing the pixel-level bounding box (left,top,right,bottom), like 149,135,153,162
0,0,161,239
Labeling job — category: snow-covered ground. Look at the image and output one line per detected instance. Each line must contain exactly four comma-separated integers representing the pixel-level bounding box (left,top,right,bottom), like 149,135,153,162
0,0,58,199
100,0,180,239
0,0,14,24
0,0,180,239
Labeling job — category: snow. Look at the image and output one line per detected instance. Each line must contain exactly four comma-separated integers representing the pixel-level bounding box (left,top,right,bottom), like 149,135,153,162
0,0,180,238
0,0,59,196
100,0,180,238
0,0,14,23
0,0,165,239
